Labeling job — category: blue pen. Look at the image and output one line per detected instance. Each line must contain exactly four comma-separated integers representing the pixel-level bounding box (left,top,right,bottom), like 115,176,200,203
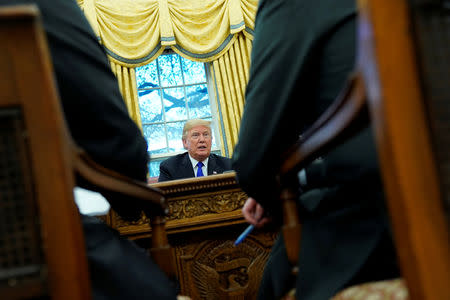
234,224,255,246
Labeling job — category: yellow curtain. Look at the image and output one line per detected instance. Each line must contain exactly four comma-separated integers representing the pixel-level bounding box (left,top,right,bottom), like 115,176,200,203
77,0,257,65
211,33,252,156
109,61,144,129
77,0,258,153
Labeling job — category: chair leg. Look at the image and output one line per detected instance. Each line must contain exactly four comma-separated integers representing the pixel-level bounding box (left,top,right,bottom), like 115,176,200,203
149,216,177,278
281,186,301,275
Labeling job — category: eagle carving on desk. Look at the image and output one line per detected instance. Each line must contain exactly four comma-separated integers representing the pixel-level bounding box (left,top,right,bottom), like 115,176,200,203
192,240,269,299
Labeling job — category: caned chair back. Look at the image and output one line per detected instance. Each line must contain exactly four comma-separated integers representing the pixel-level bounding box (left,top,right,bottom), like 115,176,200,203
359,0,450,298
0,4,175,299
278,1,450,299
0,5,91,300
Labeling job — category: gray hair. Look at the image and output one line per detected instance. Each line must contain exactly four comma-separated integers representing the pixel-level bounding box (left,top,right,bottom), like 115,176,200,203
182,119,211,140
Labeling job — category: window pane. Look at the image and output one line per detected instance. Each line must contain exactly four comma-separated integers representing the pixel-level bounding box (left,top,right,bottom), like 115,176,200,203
181,57,206,84
137,53,222,163
149,160,162,178
186,84,211,119
162,87,187,122
166,122,185,153
136,61,159,89
158,54,183,87
138,89,163,123
143,124,167,154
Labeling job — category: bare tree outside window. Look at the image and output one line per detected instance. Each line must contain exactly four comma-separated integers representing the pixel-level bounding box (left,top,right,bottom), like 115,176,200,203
136,52,221,177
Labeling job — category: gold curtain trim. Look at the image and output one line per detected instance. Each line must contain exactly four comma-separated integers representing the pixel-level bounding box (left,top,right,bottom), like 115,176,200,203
78,0,258,65
77,1,255,155
110,61,143,129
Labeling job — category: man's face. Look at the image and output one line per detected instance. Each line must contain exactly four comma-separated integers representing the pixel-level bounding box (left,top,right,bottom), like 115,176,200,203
183,125,212,161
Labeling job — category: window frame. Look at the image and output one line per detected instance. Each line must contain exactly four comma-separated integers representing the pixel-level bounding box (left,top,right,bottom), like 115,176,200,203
135,50,224,176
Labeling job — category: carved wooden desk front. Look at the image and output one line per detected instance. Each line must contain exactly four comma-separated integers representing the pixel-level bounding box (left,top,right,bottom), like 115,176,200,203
104,172,276,300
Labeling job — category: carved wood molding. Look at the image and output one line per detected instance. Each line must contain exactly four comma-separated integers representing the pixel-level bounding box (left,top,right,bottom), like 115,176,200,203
174,232,277,300
152,172,240,196
109,172,249,236
167,189,246,220
104,172,279,300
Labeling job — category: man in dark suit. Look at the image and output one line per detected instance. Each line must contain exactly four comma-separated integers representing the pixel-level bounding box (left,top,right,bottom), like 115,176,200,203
232,0,399,299
158,119,232,182
0,0,177,299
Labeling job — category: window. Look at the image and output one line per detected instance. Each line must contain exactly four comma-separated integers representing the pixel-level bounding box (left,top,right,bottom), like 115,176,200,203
135,52,222,178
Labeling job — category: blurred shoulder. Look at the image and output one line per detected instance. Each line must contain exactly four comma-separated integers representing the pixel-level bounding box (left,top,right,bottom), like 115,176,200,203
210,153,231,161
210,154,232,169
160,152,189,166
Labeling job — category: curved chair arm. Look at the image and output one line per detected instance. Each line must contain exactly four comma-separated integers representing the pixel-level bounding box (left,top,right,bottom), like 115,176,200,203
72,145,176,278
73,146,167,213
277,72,369,268
280,72,368,179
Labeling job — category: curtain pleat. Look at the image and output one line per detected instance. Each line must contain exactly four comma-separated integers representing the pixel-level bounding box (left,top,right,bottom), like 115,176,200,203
110,61,143,129
210,61,227,155
240,34,251,82
233,38,246,99
78,0,257,64
211,32,252,156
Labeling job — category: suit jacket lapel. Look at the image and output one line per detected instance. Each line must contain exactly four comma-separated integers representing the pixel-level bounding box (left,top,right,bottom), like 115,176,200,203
182,153,195,178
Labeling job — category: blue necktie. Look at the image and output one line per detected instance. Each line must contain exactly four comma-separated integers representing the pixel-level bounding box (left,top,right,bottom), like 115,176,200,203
196,161,204,177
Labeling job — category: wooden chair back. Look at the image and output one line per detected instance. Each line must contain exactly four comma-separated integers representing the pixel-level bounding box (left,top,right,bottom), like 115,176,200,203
278,0,450,299
0,5,175,299
359,0,450,298
0,5,91,299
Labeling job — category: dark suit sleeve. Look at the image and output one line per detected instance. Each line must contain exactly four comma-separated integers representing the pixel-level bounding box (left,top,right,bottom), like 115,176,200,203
208,154,232,175
25,0,150,219
158,160,173,182
217,155,232,172
232,0,356,211
36,0,149,181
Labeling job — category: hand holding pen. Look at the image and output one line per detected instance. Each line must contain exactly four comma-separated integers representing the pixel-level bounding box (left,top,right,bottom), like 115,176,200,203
241,197,270,227
234,197,271,245
234,224,255,246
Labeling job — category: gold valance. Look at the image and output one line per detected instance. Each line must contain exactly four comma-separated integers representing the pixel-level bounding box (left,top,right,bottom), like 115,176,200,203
77,0,257,66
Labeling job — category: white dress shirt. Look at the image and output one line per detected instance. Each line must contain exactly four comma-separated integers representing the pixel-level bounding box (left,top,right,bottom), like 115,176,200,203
188,154,209,177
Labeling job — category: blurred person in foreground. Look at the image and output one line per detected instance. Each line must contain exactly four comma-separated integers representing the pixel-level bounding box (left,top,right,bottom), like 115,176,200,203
232,0,400,299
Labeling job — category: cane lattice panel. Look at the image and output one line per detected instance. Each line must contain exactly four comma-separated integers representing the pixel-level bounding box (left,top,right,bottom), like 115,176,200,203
411,1,450,226
0,108,45,288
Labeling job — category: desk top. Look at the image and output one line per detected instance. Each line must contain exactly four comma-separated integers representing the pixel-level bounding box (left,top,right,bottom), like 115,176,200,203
108,172,248,238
